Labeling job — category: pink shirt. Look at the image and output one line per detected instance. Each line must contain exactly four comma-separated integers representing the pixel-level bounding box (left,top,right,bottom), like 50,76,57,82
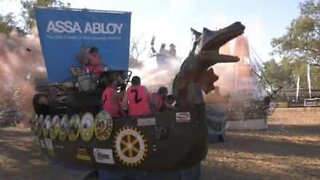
151,92,164,111
86,54,104,74
102,87,121,118
127,85,151,116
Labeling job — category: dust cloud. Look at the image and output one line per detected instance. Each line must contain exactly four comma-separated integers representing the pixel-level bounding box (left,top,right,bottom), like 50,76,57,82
0,28,47,125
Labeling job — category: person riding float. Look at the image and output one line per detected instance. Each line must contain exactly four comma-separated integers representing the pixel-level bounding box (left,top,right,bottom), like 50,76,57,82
102,76,125,118
122,76,154,116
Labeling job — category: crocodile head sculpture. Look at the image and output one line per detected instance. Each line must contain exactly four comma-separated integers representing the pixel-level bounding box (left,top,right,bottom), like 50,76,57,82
172,22,245,107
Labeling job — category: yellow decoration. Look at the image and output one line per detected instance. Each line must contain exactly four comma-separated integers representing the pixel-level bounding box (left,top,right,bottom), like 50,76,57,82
94,111,113,141
67,114,80,141
58,115,68,141
80,113,95,141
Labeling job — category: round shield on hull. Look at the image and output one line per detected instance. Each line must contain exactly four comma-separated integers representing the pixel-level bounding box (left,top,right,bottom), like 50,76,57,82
80,112,95,141
94,111,113,141
68,114,80,141
50,115,60,139
31,114,38,133
59,115,69,141
43,115,51,138
37,114,44,137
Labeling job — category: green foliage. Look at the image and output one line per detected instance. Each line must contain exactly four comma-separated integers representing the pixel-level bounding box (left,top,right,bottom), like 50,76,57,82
0,0,68,35
267,0,320,90
262,59,294,90
0,14,15,35
272,0,320,64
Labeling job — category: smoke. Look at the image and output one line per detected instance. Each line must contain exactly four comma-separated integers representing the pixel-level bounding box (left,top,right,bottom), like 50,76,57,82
0,28,47,126
234,35,250,59
204,35,266,105
130,56,183,94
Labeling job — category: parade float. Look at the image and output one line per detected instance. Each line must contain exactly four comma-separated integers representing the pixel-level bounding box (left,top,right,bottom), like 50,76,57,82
30,7,245,173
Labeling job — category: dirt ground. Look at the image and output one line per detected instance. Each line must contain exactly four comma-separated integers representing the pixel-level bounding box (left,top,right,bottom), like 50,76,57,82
0,117,319,180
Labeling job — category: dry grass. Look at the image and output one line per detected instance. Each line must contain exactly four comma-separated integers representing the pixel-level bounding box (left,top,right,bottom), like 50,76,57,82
202,118,320,180
0,118,319,180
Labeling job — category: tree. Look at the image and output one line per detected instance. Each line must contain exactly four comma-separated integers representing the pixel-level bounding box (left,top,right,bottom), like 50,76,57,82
0,0,68,34
262,59,295,90
270,0,320,89
272,0,320,64
0,13,18,35
129,35,146,69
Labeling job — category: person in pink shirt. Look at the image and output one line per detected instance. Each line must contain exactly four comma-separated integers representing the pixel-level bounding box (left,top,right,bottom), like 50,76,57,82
102,78,125,118
122,76,153,117
151,86,175,112
80,46,106,75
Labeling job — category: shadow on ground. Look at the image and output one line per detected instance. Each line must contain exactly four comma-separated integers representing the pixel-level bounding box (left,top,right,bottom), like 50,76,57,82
1,121,319,180
202,123,320,180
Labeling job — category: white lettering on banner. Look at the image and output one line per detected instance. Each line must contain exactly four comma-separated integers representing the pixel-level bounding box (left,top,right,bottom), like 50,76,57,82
84,23,92,33
92,23,100,34
46,21,123,35
114,23,123,34
84,22,123,34
46,21,82,33
93,148,115,164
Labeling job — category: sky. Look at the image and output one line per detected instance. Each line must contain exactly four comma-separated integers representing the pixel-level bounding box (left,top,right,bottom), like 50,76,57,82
1,0,303,62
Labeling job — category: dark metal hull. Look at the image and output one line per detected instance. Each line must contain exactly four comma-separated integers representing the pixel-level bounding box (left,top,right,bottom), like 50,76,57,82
35,91,208,171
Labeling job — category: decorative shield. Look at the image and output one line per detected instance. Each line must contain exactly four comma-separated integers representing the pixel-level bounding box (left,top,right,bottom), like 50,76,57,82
58,115,69,141
42,115,51,138
31,114,38,133
80,113,95,141
68,114,80,141
50,115,60,139
37,114,44,137
94,111,113,141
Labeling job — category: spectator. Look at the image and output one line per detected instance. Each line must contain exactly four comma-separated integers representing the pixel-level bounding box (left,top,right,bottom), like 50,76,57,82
169,43,176,57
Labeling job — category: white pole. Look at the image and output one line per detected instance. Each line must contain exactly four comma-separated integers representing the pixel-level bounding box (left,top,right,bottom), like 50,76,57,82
296,75,300,102
307,64,312,98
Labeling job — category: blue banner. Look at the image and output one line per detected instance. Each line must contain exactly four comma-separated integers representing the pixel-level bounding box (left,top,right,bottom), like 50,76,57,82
35,8,131,83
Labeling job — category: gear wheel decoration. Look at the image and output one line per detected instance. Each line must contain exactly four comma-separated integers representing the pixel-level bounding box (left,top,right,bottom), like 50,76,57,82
114,127,148,166
58,115,68,141
50,115,60,139
94,111,113,141
68,114,80,141
80,113,95,141
42,115,51,138
37,114,44,137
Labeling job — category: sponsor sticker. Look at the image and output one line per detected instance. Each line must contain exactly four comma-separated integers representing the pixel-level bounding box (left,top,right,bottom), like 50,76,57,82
176,112,191,122
93,148,115,164
76,148,91,161
54,145,64,150
137,118,156,126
